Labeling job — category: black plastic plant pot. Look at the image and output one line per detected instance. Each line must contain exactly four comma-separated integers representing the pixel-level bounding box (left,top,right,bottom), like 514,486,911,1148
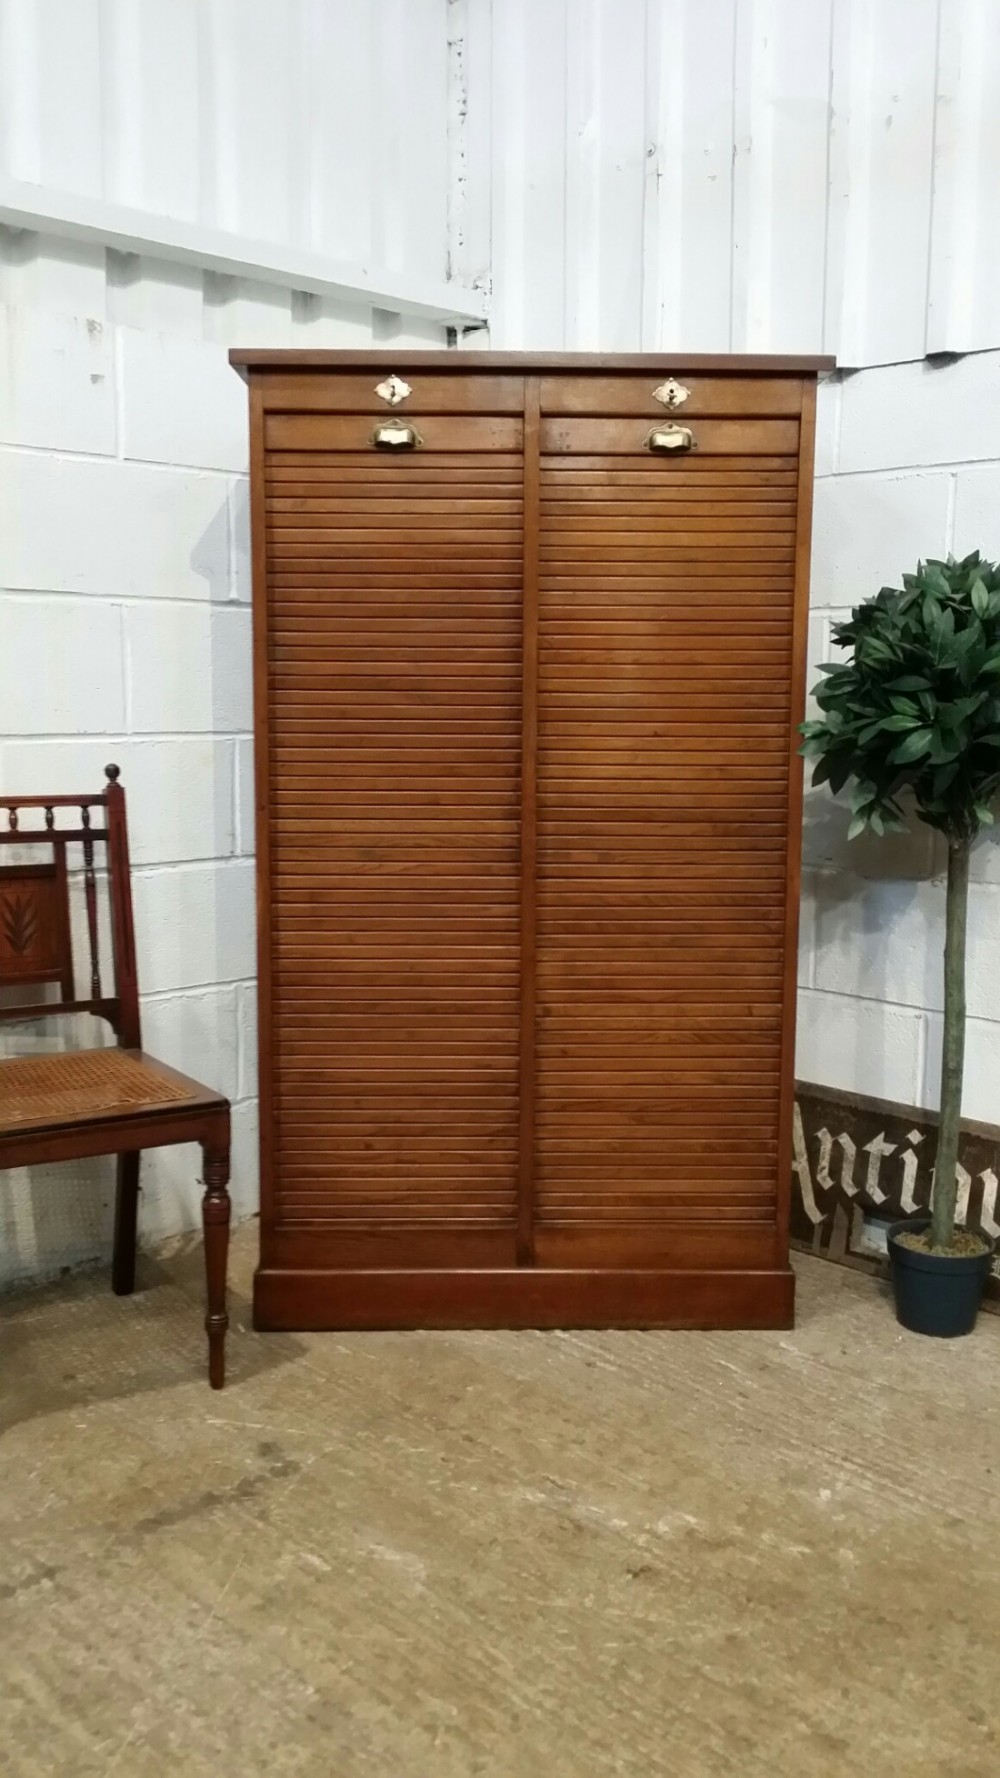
887,1218,994,1338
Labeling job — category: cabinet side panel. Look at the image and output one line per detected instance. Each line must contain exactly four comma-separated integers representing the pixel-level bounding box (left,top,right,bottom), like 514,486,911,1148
775,379,818,1249
249,377,277,1237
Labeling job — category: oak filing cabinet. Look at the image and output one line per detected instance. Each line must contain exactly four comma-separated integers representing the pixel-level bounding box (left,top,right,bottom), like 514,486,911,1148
231,350,831,1330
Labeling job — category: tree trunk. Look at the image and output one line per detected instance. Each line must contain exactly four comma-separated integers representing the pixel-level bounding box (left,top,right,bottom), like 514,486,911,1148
931,838,970,1249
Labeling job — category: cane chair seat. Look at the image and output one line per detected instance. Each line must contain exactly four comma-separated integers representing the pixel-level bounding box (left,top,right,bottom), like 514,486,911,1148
0,1047,220,1136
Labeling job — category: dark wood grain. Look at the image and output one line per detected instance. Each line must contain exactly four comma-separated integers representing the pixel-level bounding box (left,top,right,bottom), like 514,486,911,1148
105,768,141,1048
80,807,102,1000
255,1265,795,1329
0,860,73,996
111,1150,140,1294
201,1140,232,1390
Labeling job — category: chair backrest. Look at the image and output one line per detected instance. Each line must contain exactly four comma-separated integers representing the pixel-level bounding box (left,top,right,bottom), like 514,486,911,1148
0,765,140,1047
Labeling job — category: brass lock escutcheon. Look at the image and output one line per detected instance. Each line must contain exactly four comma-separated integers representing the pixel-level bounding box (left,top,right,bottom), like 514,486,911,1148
374,373,412,406
644,423,694,453
653,377,690,409
371,420,422,449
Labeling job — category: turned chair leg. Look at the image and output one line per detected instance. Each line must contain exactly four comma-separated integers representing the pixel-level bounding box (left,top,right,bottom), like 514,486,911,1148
201,1144,232,1389
112,1151,141,1295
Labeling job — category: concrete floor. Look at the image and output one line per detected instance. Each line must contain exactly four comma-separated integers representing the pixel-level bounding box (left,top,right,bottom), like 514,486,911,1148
1,1225,998,1778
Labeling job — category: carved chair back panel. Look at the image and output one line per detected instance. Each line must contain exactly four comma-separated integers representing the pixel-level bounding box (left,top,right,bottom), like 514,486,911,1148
0,860,74,992
0,771,140,1045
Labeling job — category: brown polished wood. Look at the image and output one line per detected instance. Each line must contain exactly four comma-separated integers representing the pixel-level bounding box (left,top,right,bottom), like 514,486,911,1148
235,350,828,1331
233,350,836,375
0,768,232,1386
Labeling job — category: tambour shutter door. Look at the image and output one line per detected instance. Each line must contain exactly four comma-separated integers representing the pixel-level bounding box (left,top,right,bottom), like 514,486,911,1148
534,392,802,1271
262,395,524,1266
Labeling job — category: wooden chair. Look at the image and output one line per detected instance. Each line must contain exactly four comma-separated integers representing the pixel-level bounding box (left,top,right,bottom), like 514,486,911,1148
0,766,231,1387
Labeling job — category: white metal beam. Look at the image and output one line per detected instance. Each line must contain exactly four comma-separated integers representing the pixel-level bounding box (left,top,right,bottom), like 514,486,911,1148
0,178,490,325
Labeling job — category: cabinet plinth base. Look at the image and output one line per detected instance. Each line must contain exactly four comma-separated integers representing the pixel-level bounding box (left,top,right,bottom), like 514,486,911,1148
253,1266,795,1331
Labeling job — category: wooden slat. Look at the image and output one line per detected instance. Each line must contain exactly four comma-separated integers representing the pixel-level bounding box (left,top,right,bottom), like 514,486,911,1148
540,376,804,417
261,373,524,413
540,418,799,455
265,415,523,452
539,454,797,475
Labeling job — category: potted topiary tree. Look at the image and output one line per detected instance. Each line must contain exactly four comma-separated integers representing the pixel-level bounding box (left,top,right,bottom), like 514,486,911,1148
801,552,999,1336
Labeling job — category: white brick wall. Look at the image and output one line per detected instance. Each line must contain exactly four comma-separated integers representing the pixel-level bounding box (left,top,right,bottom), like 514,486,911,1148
118,330,249,472
798,350,1000,1126
0,453,232,601
0,308,116,452
0,235,446,1290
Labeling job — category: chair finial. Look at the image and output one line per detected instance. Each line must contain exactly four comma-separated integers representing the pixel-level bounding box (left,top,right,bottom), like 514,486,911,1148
105,763,121,783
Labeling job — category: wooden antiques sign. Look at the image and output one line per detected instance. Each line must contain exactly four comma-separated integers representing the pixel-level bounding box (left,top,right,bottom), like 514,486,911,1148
791,1082,1000,1311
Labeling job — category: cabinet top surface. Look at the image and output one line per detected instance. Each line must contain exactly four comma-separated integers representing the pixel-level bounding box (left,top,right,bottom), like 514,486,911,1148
230,349,836,380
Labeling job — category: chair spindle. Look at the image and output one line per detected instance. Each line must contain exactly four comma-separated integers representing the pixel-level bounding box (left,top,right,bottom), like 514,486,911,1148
81,805,102,999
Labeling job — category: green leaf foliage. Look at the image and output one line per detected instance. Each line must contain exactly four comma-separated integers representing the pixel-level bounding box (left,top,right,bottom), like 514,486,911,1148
800,554,1000,842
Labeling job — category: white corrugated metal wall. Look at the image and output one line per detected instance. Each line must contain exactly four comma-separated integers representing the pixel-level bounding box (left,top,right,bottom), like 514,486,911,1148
4,0,997,359
0,0,476,340
0,0,448,269
452,0,1000,363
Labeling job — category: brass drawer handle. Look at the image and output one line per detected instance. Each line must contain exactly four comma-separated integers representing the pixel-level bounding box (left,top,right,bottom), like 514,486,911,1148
371,421,422,449
644,424,694,453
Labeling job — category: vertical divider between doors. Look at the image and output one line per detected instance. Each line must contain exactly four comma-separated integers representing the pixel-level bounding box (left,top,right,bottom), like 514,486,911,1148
517,376,541,1265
